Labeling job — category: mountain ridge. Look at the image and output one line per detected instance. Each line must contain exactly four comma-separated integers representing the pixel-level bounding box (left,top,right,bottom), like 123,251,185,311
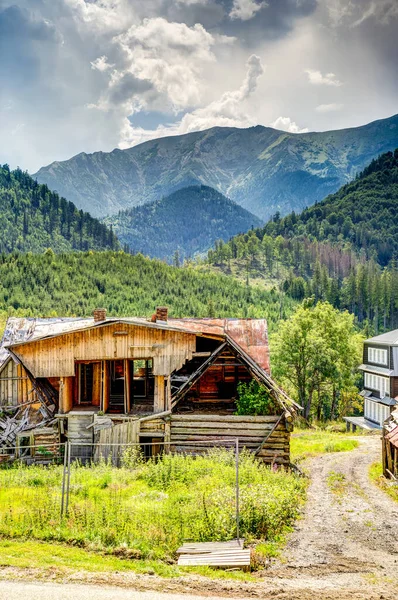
34,113,398,220
104,185,262,261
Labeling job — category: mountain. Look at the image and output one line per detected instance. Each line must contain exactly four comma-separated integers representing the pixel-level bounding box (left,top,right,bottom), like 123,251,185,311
0,164,119,253
34,114,398,220
104,185,262,261
262,148,398,266
205,149,398,331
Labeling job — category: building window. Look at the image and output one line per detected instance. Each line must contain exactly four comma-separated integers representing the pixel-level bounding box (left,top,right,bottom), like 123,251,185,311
364,372,390,396
79,363,94,403
368,347,388,366
130,359,154,398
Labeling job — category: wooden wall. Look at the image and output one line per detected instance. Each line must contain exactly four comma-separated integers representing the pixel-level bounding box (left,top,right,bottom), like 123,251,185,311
169,414,290,465
93,413,290,465
0,360,37,407
11,322,197,378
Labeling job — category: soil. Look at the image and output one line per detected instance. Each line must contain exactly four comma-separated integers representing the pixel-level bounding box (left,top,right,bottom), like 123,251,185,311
1,435,397,599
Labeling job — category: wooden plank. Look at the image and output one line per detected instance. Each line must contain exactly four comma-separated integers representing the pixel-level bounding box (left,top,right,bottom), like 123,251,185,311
171,414,280,423
177,540,244,554
178,550,250,567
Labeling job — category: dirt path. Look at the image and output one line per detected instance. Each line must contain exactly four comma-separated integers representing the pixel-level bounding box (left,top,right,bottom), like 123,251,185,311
1,437,397,599
265,435,398,598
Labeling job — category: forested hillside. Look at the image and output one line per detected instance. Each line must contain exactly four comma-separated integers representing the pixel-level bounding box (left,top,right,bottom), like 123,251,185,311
262,149,398,266
0,165,119,253
34,114,398,220
104,186,261,261
0,251,294,329
207,150,398,333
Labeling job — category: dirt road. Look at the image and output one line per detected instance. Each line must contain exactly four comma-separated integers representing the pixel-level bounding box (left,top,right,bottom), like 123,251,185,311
1,436,397,599
264,434,398,598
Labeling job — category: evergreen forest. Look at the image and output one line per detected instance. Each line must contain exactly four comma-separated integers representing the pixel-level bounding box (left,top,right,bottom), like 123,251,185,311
0,165,119,253
207,149,398,334
0,251,294,329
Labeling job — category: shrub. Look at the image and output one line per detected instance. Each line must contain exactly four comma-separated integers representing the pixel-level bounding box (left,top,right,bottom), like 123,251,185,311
235,381,280,416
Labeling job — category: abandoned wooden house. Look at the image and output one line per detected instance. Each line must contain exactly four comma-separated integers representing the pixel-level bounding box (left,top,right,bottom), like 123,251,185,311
0,308,299,464
344,329,398,432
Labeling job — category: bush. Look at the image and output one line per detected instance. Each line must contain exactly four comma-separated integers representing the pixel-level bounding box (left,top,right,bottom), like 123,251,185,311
235,381,280,416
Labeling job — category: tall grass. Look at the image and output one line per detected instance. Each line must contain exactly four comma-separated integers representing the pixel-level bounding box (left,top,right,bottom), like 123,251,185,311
0,449,306,561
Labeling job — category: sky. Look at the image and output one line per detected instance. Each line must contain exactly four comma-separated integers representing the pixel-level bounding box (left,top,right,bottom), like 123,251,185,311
1,0,397,172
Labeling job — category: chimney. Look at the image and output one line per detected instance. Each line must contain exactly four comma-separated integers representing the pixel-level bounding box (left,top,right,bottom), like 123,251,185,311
155,306,168,322
93,308,107,323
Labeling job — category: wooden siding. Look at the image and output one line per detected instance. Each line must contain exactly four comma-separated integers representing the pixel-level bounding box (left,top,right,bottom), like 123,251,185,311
0,360,37,407
11,322,197,378
169,414,290,464
391,377,398,398
95,413,290,465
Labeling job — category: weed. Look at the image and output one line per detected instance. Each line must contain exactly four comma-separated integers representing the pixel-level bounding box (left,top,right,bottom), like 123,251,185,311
0,449,307,562
327,471,348,495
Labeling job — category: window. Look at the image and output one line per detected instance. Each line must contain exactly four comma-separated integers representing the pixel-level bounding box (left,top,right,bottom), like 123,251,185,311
368,347,388,366
131,359,153,398
364,372,390,396
79,363,94,403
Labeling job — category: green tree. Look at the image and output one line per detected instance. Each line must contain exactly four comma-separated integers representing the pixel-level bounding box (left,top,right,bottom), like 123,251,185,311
272,302,363,421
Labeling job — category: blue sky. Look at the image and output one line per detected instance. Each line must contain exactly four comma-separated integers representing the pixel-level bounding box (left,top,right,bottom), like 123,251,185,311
0,0,397,172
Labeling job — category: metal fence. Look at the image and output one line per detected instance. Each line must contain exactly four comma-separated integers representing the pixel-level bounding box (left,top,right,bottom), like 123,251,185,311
0,438,242,542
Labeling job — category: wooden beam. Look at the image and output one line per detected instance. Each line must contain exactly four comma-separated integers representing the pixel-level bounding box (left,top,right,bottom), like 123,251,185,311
59,377,73,413
154,375,165,413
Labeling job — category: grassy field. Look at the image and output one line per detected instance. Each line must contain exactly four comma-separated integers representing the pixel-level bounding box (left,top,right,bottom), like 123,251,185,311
290,429,360,463
0,449,306,565
369,462,398,503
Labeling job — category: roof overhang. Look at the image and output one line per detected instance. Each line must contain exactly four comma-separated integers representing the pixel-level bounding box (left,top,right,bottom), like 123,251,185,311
358,364,394,376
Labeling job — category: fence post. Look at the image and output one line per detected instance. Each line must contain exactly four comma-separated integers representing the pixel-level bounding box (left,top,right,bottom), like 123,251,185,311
65,441,72,514
60,441,68,518
235,437,240,546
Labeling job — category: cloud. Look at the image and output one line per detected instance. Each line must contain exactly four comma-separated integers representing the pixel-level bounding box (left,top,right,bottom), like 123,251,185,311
323,0,398,28
230,0,267,21
270,116,309,134
316,103,343,112
120,54,265,148
305,69,343,86
91,55,114,72
114,17,229,109
351,1,398,27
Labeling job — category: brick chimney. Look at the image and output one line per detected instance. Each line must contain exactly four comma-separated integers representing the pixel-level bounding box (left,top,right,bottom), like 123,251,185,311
93,308,107,323
155,306,168,322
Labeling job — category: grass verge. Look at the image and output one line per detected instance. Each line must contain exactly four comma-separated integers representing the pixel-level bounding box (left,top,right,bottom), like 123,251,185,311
369,462,398,503
0,538,254,581
291,429,360,463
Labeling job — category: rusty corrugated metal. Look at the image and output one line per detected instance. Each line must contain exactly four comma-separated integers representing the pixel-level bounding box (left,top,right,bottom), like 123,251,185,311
169,318,270,374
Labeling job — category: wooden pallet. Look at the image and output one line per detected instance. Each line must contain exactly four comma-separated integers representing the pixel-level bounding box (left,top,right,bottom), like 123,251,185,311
177,539,250,569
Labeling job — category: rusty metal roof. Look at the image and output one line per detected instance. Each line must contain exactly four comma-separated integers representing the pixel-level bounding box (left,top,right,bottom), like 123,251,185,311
168,318,270,374
385,409,398,448
2,316,270,375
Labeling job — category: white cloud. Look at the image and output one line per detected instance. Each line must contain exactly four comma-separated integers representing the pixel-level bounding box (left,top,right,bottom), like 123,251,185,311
230,0,267,22
64,0,136,33
305,69,343,86
316,103,343,112
352,1,398,27
114,18,228,109
119,54,265,148
270,116,309,134
175,0,209,4
90,55,114,72
323,0,398,28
